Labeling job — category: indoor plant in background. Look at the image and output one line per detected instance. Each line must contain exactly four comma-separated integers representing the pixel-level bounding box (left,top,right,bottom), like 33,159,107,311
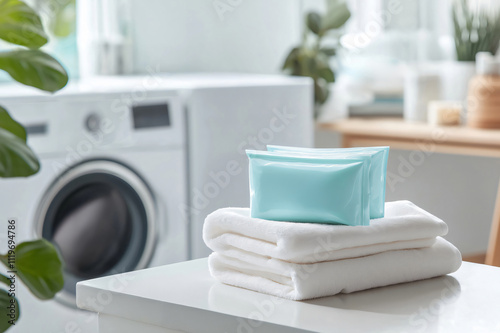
0,0,68,331
451,0,500,127
282,0,350,118
441,0,500,101
453,0,500,62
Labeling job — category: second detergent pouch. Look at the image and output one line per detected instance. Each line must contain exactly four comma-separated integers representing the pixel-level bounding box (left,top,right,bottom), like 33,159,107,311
247,150,370,226
267,145,389,219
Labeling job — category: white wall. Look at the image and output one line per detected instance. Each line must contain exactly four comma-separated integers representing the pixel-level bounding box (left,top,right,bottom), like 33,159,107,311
129,0,302,74
315,129,500,256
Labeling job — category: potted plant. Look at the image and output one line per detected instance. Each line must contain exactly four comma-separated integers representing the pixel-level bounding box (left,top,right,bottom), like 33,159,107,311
0,0,68,331
281,0,350,118
441,0,500,101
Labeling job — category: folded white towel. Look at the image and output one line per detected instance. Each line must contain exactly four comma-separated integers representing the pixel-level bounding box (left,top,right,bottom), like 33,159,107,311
203,200,448,263
208,237,462,300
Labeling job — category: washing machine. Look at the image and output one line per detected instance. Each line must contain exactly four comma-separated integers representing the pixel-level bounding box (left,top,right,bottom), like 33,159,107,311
0,87,188,332
0,74,313,332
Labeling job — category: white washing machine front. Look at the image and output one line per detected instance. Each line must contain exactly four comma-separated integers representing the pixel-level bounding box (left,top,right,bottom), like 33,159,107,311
0,90,188,333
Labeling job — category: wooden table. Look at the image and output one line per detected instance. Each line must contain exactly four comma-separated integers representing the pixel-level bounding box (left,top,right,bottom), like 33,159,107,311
321,117,500,266
77,258,500,332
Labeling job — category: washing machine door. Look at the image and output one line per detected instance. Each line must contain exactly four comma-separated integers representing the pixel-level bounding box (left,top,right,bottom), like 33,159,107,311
36,160,156,307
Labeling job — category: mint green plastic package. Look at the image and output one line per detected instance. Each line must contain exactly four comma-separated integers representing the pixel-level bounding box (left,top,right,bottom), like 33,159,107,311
246,150,371,226
267,145,389,218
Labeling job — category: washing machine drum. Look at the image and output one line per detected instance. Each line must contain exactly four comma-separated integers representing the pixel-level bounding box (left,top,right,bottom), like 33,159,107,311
37,160,156,306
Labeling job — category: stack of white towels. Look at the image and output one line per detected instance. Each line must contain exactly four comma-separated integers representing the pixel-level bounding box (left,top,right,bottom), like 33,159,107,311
203,200,462,301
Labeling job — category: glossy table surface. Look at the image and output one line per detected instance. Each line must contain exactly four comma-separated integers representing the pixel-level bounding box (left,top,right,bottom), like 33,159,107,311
76,259,500,333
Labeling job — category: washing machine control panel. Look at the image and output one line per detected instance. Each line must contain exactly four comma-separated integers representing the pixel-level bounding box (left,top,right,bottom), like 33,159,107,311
85,113,101,133
131,103,171,129
2,90,186,155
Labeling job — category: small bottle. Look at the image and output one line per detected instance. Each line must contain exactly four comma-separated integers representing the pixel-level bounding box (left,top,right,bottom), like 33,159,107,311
404,69,441,123
467,52,500,129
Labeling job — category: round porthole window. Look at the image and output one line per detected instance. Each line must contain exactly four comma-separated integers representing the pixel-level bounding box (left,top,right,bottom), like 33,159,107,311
36,160,156,307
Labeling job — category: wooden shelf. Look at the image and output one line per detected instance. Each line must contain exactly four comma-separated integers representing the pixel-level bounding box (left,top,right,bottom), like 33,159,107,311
320,117,500,158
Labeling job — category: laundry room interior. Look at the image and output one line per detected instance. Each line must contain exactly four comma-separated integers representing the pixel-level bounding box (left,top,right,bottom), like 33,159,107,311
1,0,500,332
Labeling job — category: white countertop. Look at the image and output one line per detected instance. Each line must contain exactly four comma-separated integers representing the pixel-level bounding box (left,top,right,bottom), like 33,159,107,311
76,259,500,333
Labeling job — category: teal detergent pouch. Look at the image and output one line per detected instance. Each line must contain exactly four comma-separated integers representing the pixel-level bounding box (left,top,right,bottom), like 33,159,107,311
246,150,370,226
267,145,389,218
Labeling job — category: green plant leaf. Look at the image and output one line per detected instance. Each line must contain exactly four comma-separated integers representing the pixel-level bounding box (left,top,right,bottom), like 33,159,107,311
282,47,300,70
321,1,351,34
306,12,322,35
452,0,500,61
306,55,317,77
0,0,48,48
0,289,19,332
0,106,26,141
0,240,63,300
0,273,11,287
49,0,76,38
320,47,337,56
0,49,68,92
319,67,335,83
315,52,330,69
314,79,330,105
0,127,39,177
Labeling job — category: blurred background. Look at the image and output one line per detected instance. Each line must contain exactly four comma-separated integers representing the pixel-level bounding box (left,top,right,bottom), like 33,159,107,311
1,0,500,332
63,0,499,260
